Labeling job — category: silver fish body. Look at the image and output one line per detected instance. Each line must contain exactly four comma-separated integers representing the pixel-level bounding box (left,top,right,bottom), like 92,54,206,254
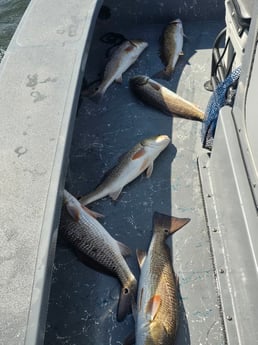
156,19,184,80
130,75,204,121
61,189,137,321
79,135,170,205
135,212,190,345
89,39,148,102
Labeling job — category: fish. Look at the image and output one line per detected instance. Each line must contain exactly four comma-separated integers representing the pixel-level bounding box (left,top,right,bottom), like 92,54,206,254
134,212,190,345
79,135,170,205
155,19,184,80
83,39,148,102
130,75,204,121
61,189,137,321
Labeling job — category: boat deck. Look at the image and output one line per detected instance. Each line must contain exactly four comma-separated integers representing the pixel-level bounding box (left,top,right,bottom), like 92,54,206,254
44,19,226,345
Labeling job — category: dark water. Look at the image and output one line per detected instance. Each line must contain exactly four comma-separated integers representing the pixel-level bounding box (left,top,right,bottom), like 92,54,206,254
0,0,30,60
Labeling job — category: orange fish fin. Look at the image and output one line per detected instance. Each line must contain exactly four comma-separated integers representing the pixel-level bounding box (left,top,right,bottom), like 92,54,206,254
153,212,191,235
132,147,145,160
146,295,161,321
117,240,132,257
109,187,123,200
115,75,123,83
81,205,104,219
136,249,147,268
146,162,153,178
66,204,80,222
125,45,134,52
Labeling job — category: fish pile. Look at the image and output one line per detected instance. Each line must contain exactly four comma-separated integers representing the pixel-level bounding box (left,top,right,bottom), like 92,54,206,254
59,17,199,345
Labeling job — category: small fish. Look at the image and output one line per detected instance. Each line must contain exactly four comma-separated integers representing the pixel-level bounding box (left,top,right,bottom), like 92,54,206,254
84,39,148,102
155,19,184,80
130,75,204,121
79,135,170,205
134,212,190,345
61,189,137,321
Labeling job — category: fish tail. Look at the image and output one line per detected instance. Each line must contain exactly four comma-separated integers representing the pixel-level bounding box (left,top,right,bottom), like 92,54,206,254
117,278,137,322
153,211,190,235
152,66,173,81
89,86,105,103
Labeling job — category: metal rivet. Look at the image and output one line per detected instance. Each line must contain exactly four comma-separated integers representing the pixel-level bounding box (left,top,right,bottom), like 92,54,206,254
226,315,232,321
207,194,212,198
219,268,224,274
212,228,218,232
203,165,206,169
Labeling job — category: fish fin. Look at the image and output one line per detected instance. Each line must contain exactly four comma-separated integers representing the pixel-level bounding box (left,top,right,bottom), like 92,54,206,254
115,75,123,83
152,68,173,81
109,187,123,200
136,249,147,268
117,240,132,257
123,332,135,345
117,279,137,322
146,295,161,321
146,162,153,178
153,212,191,235
179,51,184,55
125,45,135,52
66,204,80,222
132,147,145,160
81,205,104,219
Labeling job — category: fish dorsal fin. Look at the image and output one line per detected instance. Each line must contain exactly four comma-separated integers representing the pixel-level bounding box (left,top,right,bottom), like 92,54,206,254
81,205,104,219
146,295,161,321
66,204,80,222
109,187,123,200
132,147,145,160
117,240,132,257
136,249,147,268
149,80,161,91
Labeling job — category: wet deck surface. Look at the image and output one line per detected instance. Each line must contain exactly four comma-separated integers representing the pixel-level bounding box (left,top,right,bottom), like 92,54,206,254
44,19,226,345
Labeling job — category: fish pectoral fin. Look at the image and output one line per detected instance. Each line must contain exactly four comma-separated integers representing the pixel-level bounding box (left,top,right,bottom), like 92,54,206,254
115,75,123,84
123,332,135,345
132,147,146,160
146,162,153,178
81,205,104,219
117,240,132,257
66,204,80,222
136,249,147,268
109,187,123,201
146,295,162,321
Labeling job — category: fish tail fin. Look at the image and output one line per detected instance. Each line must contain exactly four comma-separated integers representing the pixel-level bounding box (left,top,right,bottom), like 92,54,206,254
117,278,137,322
152,66,173,81
153,211,190,235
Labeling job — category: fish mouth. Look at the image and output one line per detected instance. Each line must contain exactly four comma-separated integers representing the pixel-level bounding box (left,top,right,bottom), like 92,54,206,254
142,135,170,148
130,75,149,86
170,18,182,25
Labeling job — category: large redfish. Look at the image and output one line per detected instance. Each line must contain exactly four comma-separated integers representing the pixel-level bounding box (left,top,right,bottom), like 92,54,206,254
135,212,190,345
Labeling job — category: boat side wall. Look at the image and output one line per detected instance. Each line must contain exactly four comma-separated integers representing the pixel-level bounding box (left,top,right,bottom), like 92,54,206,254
0,1,103,344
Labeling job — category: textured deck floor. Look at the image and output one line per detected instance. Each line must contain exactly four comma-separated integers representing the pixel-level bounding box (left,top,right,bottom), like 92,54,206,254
45,19,226,345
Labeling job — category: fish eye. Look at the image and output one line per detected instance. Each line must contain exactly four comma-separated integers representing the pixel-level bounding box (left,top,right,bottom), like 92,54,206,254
164,229,169,233
123,288,129,294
